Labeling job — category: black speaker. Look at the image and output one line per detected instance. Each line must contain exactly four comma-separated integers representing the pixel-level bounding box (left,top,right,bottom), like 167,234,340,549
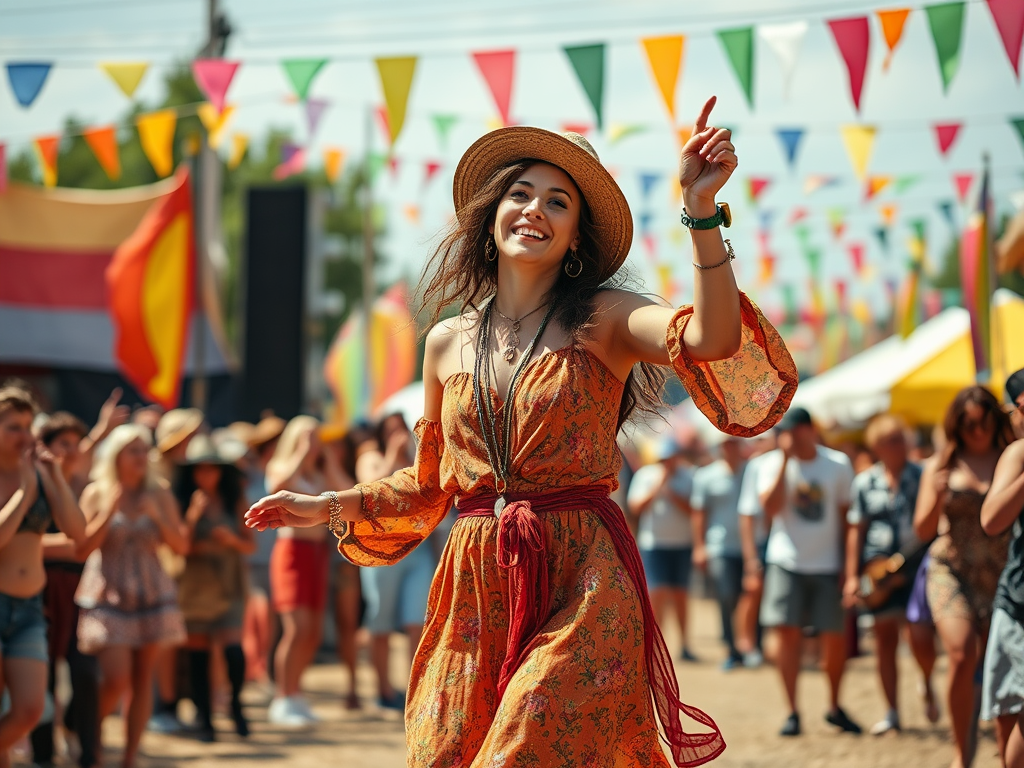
240,186,306,422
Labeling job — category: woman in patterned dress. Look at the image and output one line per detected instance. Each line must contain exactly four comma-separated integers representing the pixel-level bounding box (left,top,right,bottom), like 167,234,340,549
247,96,796,767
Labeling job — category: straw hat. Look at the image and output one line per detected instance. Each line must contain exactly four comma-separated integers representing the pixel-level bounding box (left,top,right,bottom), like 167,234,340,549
181,434,237,466
453,127,633,284
155,408,203,454
248,413,286,448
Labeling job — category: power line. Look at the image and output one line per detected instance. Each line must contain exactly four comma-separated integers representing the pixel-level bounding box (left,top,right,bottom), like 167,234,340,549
0,0,196,16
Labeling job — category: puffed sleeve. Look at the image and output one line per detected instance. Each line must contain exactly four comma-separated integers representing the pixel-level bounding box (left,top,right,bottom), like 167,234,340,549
667,292,797,437
335,418,454,567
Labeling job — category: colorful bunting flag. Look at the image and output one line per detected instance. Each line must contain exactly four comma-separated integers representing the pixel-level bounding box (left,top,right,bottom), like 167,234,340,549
938,199,957,227
877,9,912,71
472,50,516,127
960,163,995,376
7,63,52,108
827,208,847,240
953,171,974,202
135,109,177,178
367,152,388,184
894,175,921,193
781,284,799,323
641,35,685,121
925,2,966,92
840,124,876,180
759,21,808,98
191,59,239,113
563,44,606,129
423,160,442,187
98,62,148,98
431,114,458,149
638,212,654,235
828,17,871,111
865,175,892,200
305,98,329,139
986,0,1024,79
375,57,418,146
788,207,808,224
608,123,647,144
804,175,840,195
273,143,306,180
875,226,890,253
197,103,235,150
776,128,804,169
282,58,327,100
748,177,771,203
879,203,899,226
227,133,248,170
758,254,776,285
717,27,755,107
848,242,866,275
323,147,345,184
560,122,591,136
388,156,401,179
33,134,60,187
1012,118,1024,151
403,203,421,225
638,172,662,200
934,122,962,157
83,125,121,180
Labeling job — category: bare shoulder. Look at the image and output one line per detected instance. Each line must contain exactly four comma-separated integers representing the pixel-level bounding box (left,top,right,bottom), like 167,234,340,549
426,311,479,383
79,482,101,511
593,288,664,317
1000,438,1024,467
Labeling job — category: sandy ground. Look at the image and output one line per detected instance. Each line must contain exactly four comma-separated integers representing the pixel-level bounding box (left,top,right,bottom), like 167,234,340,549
21,596,1002,768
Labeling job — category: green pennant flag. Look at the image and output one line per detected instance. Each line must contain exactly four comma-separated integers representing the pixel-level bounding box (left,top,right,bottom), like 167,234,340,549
925,2,965,92
431,114,458,149
781,284,798,322
805,248,823,282
910,218,927,244
282,59,327,101
1011,118,1024,151
894,174,921,194
794,224,811,250
367,151,388,184
717,27,754,108
563,44,605,129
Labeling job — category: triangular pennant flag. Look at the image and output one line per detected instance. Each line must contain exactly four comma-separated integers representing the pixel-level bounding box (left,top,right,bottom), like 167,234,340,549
840,124,876,180
877,9,912,71
197,103,235,150
98,62,148,98
375,56,418,146
83,124,121,180
403,203,421,226
135,109,177,177
227,133,248,170
608,123,647,144
827,17,871,111
758,22,808,98
827,208,847,239
642,232,657,261
759,209,775,231
641,35,685,121
925,2,966,92
388,156,400,179
776,128,804,169
563,44,606,129
638,211,654,235
894,175,921,193
880,203,899,226
875,226,890,252
987,0,1024,79
423,160,442,187
305,98,329,139
758,254,776,284
431,114,458,149
865,175,892,199
717,27,755,107
676,126,693,149
933,122,962,157
273,142,306,181
781,284,799,322
6,63,52,108
848,242,866,275
639,172,662,200
472,50,516,126
804,174,840,195
1010,117,1024,152
748,177,771,203
367,152,388,184
937,199,957,227
323,147,345,184
375,105,391,144
789,207,808,224
281,59,327,101
0,143,6,195
191,59,239,113
953,171,974,202
560,122,591,136
33,134,60,187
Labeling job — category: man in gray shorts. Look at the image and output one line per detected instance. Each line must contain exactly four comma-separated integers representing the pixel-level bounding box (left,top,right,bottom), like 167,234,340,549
758,406,861,737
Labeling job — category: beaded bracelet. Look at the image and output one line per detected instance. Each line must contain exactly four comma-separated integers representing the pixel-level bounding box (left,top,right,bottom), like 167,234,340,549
320,491,344,533
693,238,736,271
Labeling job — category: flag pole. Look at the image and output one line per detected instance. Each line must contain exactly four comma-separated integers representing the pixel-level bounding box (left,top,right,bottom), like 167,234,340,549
361,103,375,421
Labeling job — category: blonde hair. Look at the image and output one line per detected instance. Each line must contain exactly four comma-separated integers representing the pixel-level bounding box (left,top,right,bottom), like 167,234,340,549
864,414,908,451
266,415,320,478
0,386,38,421
90,423,161,500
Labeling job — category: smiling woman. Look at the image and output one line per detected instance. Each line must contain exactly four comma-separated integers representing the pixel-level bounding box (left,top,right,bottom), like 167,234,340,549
247,97,798,767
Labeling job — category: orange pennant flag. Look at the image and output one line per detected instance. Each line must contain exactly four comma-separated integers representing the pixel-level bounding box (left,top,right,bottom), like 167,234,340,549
135,109,177,177
865,175,892,200
877,9,912,71
33,134,61,187
403,203,421,226
83,125,121,180
879,202,899,226
323,147,345,184
197,103,235,150
641,35,685,122
106,168,195,409
227,133,248,170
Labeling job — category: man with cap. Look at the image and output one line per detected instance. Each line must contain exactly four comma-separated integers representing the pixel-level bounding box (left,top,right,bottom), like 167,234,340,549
756,406,861,736
981,367,1024,767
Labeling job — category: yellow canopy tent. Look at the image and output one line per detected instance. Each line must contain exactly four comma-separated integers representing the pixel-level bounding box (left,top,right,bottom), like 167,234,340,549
890,290,1024,425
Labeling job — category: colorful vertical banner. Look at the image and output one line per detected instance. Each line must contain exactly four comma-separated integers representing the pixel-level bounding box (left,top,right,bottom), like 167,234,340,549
840,124,876,180
83,125,121,180
776,128,804,169
878,9,912,70
135,109,177,177
191,59,239,113
717,27,755,107
758,21,808,98
6,63,52,108
323,147,345,184
563,44,606,129
933,122,962,156
960,164,994,377
471,50,516,127
33,134,60,187
641,35,685,122
925,2,966,92
375,56,418,146
98,62,148,98
828,17,871,111
281,58,327,100
986,0,1024,79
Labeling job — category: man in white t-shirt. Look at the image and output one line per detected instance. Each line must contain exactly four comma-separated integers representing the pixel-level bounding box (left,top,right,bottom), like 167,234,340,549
757,407,861,737
627,440,697,661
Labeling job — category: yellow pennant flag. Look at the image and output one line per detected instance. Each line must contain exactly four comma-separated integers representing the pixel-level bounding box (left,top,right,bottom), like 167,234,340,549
33,134,61,187
656,263,674,300
83,124,121,180
227,133,249,170
375,56,418,146
641,35,685,122
99,62,149,99
840,124,876,181
866,175,892,199
879,203,899,226
323,147,345,184
197,103,235,150
135,109,177,177
852,298,873,325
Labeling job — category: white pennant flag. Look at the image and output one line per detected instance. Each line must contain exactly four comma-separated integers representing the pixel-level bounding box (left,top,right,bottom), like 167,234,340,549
758,21,809,99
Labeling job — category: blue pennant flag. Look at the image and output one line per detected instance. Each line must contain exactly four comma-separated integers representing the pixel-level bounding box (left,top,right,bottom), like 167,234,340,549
776,128,804,170
638,211,654,235
638,172,661,200
937,200,956,228
6,62,52,107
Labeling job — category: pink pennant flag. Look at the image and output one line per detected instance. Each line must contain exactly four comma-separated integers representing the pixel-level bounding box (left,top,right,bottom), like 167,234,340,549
642,232,657,261
987,0,1024,79
388,156,400,179
0,143,6,195
472,50,515,126
788,207,808,224
273,143,306,180
423,160,442,187
933,122,962,157
953,172,974,203
560,122,591,136
827,17,871,111
748,177,771,203
375,105,391,144
305,98,329,139
848,242,866,275
191,59,239,113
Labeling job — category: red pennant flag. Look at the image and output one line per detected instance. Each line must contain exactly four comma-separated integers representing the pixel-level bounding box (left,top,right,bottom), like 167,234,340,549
953,172,974,203
848,242,865,275
560,122,591,136
987,0,1024,79
423,160,442,187
191,59,239,113
472,50,515,126
835,279,849,312
788,207,808,224
388,156,400,178
827,17,871,111
748,177,771,203
83,124,121,180
375,105,391,144
933,122,962,157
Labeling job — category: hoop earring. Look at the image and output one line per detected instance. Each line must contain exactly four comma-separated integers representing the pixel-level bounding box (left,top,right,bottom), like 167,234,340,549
564,250,583,278
485,237,498,263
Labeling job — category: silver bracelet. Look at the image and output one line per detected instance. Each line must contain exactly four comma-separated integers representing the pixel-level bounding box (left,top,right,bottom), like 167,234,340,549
693,238,736,270
320,491,344,533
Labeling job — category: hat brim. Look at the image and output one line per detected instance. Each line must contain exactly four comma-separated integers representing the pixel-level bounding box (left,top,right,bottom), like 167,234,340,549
156,414,203,454
453,127,633,284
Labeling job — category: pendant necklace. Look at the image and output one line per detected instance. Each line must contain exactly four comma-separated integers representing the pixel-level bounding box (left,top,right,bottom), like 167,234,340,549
473,297,557,517
493,302,549,365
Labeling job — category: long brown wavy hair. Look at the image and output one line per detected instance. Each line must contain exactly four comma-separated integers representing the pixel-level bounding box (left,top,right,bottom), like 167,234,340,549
419,159,666,429
938,385,1014,470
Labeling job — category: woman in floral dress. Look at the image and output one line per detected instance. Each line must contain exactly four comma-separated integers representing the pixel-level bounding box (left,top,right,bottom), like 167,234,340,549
247,96,796,767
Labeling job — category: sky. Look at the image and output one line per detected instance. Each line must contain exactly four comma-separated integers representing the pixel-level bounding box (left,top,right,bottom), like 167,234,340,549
2,0,1023,322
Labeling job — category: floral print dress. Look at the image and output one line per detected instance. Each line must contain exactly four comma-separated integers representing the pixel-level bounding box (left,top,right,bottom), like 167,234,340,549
336,294,796,768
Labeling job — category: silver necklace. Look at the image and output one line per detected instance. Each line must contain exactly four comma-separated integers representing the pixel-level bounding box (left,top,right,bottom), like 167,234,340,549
493,302,548,365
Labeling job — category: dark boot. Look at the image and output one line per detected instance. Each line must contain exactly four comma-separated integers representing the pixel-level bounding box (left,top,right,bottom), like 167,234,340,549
187,649,215,742
224,644,249,737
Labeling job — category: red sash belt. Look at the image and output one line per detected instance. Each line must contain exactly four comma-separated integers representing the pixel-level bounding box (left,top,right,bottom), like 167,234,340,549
456,485,726,767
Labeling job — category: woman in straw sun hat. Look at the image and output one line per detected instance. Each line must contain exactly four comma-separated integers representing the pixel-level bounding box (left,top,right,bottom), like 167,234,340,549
247,96,796,766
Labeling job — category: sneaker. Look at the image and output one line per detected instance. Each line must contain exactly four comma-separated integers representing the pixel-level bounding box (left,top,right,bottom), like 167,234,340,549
267,696,316,728
377,691,406,711
147,712,182,734
292,695,320,723
679,648,699,663
720,654,743,671
825,707,863,734
869,715,900,736
779,712,801,737
742,650,764,669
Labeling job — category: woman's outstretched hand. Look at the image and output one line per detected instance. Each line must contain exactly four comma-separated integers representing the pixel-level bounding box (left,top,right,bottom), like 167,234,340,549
245,490,327,531
678,96,737,208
